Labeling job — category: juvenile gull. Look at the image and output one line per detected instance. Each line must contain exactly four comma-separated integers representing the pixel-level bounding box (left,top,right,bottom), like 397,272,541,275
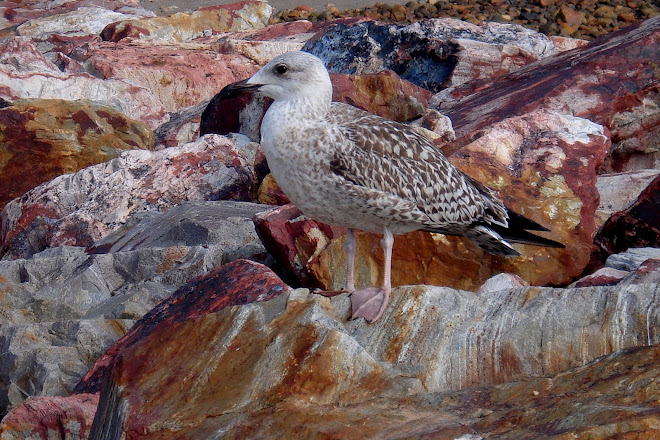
222,51,564,323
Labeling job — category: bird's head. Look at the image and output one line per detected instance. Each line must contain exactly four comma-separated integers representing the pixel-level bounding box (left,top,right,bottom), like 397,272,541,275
219,51,333,105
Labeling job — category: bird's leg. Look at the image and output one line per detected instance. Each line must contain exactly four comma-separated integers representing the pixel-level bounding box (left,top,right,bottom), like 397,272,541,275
345,228,356,292
350,227,393,323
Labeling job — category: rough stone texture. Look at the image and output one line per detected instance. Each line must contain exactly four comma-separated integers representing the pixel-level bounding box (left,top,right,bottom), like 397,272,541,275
253,204,343,289
477,272,528,293
100,0,273,43
78,41,262,113
15,6,146,38
88,283,659,437
0,98,154,211
331,70,433,123
0,394,99,440
0,318,134,420
304,18,561,94
0,135,254,260
605,247,660,271
257,111,608,291
0,201,270,417
592,174,660,268
595,169,660,228
436,16,660,171
74,259,289,395
0,0,153,28
0,37,168,129
570,266,630,288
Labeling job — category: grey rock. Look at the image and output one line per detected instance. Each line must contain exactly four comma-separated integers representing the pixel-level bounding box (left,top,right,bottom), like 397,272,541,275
605,247,660,271
0,318,134,418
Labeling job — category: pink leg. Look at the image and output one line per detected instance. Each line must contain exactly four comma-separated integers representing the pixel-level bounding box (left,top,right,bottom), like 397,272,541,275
345,228,356,292
350,227,393,323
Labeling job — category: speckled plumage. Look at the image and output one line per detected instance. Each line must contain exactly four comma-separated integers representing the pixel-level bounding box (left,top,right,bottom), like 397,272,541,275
223,51,563,322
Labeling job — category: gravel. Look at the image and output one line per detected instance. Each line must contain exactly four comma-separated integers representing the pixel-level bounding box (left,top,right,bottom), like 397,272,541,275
271,0,659,39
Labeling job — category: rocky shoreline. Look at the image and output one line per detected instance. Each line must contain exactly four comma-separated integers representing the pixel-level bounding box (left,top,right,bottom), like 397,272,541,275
0,0,659,438
273,0,660,39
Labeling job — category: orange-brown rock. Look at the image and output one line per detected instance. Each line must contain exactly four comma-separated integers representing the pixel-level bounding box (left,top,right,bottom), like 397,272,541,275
87,285,660,438
0,98,153,211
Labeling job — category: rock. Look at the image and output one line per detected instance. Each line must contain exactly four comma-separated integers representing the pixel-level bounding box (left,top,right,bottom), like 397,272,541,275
267,110,607,291
595,169,660,228
0,394,98,440
605,247,660,271
78,40,261,113
153,100,208,149
436,16,660,171
0,318,134,419
0,202,270,415
87,200,270,256
0,0,153,28
0,37,168,129
592,174,660,267
0,135,254,260
569,266,630,288
253,204,343,289
15,6,146,38
74,259,289,395
0,98,154,211
330,70,432,121
477,272,528,293
88,283,659,437
256,174,291,206
304,18,561,94
100,1,273,43
618,258,660,285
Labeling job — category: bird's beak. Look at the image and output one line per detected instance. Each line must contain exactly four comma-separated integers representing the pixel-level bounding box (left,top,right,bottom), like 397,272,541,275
218,78,262,99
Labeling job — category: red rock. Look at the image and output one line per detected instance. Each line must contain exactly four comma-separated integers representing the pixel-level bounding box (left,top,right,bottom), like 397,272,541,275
0,135,254,260
439,16,660,172
570,266,630,287
0,37,167,129
100,0,273,43
0,98,154,211
253,204,345,289
74,259,289,395
0,394,99,439
330,70,432,121
595,169,660,228
620,258,660,285
81,40,262,112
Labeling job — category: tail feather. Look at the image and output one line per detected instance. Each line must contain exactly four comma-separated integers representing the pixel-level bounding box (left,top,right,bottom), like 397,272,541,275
423,209,565,256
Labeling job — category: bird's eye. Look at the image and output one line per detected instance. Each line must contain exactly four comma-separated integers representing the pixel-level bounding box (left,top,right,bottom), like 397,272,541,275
275,64,288,75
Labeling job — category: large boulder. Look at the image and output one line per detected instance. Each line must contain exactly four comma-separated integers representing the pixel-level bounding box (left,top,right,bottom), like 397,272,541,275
0,98,154,211
87,283,659,437
0,135,255,260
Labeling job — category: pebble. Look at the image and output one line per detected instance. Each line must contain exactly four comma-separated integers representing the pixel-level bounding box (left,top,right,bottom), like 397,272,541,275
271,0,659,39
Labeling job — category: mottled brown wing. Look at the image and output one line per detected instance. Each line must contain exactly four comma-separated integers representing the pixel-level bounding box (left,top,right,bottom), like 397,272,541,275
330,112,508,227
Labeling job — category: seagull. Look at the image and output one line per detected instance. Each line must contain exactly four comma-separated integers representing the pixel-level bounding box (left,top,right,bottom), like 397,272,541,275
220,51,564,323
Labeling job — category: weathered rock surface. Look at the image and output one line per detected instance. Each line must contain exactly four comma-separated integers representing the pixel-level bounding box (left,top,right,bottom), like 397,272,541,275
15,6,148,39
100,0,273,43
88,283,659,437
0,98,153,211
74,259,289,395
0,394,98,440
304,18,562,94
0,201,270,417
256,110,608,291
79,41,262,113
0,37,167,129
436,16,660,171
592,174,660,268
595,169,660,228
0,135,254,260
